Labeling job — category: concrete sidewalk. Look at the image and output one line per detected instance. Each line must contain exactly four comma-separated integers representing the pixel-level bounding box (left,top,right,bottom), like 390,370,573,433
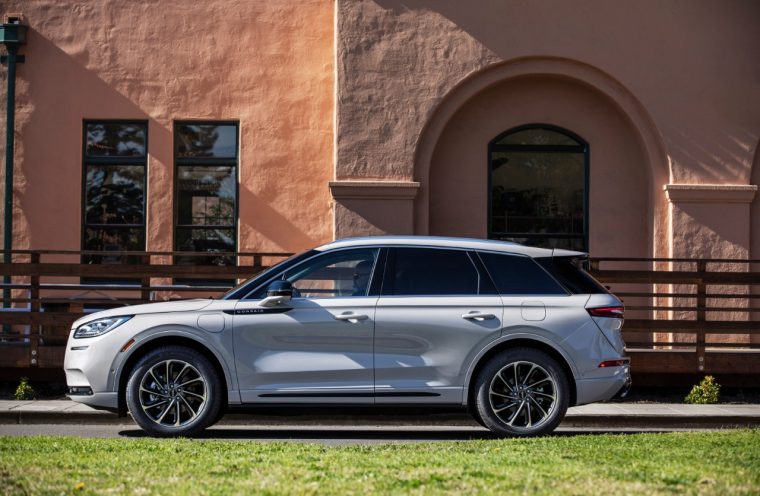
1,400,759,429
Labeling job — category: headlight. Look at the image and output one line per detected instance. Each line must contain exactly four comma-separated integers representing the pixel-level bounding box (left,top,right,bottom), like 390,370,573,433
74,316,132,339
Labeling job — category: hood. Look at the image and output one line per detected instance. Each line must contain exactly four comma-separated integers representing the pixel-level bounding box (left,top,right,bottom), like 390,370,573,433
72,299,214,328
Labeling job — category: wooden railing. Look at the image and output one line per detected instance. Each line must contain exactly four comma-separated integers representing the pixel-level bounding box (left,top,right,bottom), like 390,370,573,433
589,258,760,385
1,250,758,384
0,250,291,375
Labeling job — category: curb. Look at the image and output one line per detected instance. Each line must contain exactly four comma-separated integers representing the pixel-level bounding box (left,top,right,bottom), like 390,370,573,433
2,410,759,429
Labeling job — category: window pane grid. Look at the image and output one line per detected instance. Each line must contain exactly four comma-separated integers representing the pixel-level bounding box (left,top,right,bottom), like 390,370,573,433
174,122,239,280
82,121,148,272
489,126,588,252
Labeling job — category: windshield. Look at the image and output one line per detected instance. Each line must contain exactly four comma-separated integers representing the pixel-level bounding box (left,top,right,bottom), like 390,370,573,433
220,249,317,300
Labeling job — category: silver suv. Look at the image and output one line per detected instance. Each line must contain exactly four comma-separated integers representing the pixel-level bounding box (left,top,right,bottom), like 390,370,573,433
64,236,631,437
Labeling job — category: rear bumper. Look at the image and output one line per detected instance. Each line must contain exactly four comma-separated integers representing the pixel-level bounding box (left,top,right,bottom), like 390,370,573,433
574,365,632,405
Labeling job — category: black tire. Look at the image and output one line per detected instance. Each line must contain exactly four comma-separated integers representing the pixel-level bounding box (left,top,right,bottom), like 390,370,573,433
473,347,569,437
126,346,224,437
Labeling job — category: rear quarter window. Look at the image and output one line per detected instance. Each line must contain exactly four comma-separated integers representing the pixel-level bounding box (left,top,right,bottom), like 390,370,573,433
478,252,567,295
536,256,608,294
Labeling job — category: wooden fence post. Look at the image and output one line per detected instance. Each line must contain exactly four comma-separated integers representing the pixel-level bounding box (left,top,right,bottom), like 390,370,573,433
696,260,707,373
30,252,40,367
141,254,151,303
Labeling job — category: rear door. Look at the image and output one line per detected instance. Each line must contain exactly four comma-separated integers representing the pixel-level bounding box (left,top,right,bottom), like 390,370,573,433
374,247,503,404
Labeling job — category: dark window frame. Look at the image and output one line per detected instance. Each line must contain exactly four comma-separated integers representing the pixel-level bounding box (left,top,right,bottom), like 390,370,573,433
487,123,590,251
81,119,149,268
173,120,240,272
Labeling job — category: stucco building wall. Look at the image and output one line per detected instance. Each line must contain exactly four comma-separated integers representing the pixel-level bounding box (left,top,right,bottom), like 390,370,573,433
4,0,334,254
334,0,760,259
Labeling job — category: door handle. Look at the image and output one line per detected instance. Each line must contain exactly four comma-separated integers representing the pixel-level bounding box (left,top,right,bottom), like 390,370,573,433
462,311,496,321
334,313,369,322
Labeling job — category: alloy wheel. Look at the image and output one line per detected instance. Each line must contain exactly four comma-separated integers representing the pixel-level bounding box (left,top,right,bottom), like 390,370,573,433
138,359,207,427
488,360,557,429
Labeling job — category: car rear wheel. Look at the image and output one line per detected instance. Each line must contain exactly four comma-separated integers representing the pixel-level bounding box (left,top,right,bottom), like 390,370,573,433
473,347,569,437
126,346,223,437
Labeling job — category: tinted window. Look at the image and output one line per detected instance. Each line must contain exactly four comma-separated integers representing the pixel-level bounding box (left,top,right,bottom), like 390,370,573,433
283,248,379,298
479,253,566,295
536,257,608,294
388,248,487,296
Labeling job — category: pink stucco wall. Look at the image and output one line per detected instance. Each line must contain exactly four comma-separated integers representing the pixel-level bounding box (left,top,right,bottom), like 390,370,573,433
3,0,334,253
334,0,760,259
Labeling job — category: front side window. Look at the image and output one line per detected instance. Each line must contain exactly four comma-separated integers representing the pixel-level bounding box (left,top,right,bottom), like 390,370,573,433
82,121,147,265
489,125,588,251
174,122,238,270
385,248,493,296
282,248,379,298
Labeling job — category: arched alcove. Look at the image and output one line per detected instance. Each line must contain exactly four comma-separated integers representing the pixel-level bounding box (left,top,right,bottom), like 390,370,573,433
414,57,669,258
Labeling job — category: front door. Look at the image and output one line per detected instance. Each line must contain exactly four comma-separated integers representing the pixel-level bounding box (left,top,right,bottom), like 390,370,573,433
232,248,380,403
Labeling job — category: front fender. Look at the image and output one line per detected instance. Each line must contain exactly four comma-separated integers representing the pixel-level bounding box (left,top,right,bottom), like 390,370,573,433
108,325,236,398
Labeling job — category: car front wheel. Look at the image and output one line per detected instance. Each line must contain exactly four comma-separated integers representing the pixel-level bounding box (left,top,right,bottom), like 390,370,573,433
473,347,569,437
126,346,223,437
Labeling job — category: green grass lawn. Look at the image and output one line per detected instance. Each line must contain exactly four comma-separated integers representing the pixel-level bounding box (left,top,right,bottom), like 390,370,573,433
0,430,758,495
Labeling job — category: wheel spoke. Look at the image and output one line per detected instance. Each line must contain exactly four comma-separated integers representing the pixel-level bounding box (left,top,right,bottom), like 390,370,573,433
148,369,165,390
141,386,168,398
513,363,520,390
178,377,202,388
532,390,556,400
489,388,518,400
495,371,514,392
522,364,537,386
157,399,175,423
494,401,519,413
166,360,171,385
526,377,551,388
174,400,181,426
183,390,206,401
175,363,190,384
507,401,525,426
529,395,549,419
526,399,532,426
179,395,198,419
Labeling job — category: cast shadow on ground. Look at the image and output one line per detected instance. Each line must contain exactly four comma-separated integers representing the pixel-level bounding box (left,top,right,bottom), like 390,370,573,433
116,427,671,441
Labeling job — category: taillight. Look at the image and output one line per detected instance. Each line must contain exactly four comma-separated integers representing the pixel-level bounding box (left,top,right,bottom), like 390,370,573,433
587,306,624,318
598,359,629,368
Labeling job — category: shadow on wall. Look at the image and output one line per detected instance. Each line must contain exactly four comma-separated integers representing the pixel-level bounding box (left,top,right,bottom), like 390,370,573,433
373,0,759,185
15,27,171,250
237,185,319,251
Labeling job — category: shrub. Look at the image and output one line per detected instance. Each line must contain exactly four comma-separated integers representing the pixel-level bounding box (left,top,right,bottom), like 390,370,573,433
14,377,36,401
684,375,720,404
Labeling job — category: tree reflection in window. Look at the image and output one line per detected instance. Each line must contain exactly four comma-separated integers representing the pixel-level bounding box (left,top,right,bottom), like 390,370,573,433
489,126,588,251
82,121,147,269
174,122,238,277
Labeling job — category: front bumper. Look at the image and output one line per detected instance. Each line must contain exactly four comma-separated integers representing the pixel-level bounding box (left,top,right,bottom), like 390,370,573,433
68,391,119,412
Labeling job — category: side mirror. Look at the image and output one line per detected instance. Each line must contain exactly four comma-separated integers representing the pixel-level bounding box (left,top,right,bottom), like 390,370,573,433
259,280,293,307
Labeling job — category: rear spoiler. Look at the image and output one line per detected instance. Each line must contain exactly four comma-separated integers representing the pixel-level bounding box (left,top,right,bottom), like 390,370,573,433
551,249,587,258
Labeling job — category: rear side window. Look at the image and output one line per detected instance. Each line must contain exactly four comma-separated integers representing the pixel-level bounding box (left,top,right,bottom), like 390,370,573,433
536,257,608,294
478,252,567,295
385,248,495,296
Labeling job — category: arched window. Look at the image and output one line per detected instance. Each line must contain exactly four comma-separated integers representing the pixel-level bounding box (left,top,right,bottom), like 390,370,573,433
489,125,588,251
